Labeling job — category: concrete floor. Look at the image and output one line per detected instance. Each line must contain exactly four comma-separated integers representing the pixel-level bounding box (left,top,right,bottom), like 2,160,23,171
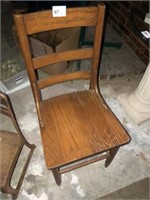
99,177,150,199
1,2,150,199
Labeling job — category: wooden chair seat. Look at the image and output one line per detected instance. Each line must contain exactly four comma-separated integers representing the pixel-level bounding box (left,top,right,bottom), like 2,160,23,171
41,90,130,169
0,130,23,189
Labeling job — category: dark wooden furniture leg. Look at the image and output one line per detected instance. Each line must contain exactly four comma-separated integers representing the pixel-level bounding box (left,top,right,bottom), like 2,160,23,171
12,193,18,200
52,168,61,186
105,147,120,168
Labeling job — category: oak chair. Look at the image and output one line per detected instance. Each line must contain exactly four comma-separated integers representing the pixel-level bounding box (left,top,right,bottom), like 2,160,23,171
0,91,36,199
13,4,131,186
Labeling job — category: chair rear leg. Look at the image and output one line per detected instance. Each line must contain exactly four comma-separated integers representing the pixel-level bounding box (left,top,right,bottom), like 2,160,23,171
105,147,120,168
52,168,61,186
12,193,18,200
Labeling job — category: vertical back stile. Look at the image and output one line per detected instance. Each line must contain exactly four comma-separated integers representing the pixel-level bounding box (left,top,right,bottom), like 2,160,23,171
13,13,42,105
90,4,106,91
13,14,36,84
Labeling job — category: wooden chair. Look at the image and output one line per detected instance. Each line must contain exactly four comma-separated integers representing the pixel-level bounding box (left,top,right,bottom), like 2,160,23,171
0,91,36,199
13,4,131,186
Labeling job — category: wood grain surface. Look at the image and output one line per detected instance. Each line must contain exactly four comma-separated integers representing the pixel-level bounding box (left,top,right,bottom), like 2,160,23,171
41,90,130,168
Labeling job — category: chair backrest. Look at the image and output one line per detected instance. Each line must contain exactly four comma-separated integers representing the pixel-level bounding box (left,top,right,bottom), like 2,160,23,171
13,5,105,126
0,91,22,134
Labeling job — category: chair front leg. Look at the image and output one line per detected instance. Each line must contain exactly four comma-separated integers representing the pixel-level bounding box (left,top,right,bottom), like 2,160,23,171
105,147,120,168
52,168,62,186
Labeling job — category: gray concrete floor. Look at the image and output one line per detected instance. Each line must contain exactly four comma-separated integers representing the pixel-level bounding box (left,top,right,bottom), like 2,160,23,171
1,2,150,199
99,177,150,199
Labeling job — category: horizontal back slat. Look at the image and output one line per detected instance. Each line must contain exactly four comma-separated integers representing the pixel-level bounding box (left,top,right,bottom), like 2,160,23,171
23,7,98,34
33,48,93,69
0,107,10,117
0,98,7,107
38,71,91,89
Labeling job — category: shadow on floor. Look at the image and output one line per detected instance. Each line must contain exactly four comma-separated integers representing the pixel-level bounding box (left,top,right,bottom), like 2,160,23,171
98,177,150,200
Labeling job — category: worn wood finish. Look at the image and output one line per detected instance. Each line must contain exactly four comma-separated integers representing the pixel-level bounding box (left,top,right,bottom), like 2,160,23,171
23,7,98,34
0,91,36,199
59,152,109,174
38,71,91,89
13,4,131,186
41,90,130,168
33,48,93,69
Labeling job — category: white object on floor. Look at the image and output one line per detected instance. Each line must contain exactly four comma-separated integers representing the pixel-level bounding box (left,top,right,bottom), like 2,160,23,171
118,62,150,125
0,70,30,94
